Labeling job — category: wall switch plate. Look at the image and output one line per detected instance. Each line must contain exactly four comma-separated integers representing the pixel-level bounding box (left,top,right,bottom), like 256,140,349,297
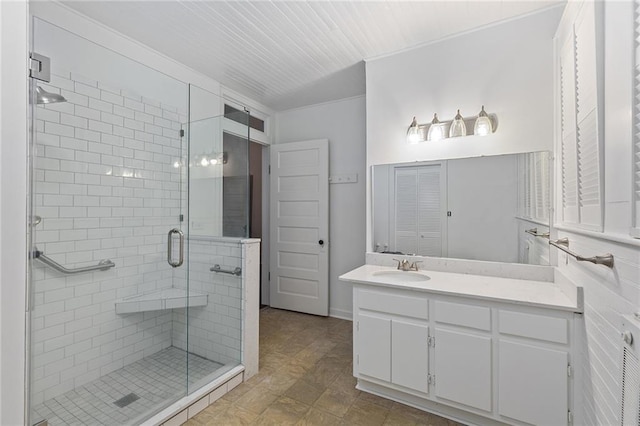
329,173,358,184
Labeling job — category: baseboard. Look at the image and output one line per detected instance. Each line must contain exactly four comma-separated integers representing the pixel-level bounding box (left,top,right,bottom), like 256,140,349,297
329,307,353,321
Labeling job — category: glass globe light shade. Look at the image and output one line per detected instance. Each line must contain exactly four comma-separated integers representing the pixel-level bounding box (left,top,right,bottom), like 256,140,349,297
406,117,420,144
474,105,493,136
449,109,467,138
427,113,446,141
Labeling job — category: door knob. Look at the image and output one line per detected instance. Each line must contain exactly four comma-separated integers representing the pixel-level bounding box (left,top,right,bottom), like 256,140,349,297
319,240,324,246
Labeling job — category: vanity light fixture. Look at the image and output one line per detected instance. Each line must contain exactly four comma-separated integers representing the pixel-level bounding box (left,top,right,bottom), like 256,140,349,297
406,107,497,143
474,105,493,136
427,113,446,141
406,117,420,144
449,109,466,138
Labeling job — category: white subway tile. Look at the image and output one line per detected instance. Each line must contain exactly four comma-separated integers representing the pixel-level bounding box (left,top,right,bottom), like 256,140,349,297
101,154,124,167
73,196,100,207
113,105,135,119
87,142,112,155
60,136,87,151
75,82,101,99
58,206,87,218
124,97,144,112
112,126,134,139
74,173,101,185
43,195,73,207
38,108,61,123
45,171,75,183
88,120,113,134
60,160,89,174
37,157,60,171
37,132,61,147
45,100,75,115
62,90,90,107
60,113,88,129
124,118,145,131
101,111,124,127
101,90,124,106
75,128,101,142
44,310,75,328
50,74,75,91
87,207,112,217
45,122,75,138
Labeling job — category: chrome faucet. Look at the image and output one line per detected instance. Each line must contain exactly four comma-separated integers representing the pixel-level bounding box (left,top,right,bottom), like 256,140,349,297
393,259,422,271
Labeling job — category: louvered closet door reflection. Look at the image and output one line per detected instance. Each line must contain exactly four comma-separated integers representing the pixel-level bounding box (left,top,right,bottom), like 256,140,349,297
394,165,443,256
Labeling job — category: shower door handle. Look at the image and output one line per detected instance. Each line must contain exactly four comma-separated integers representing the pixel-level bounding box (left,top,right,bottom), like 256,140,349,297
167,228,184,267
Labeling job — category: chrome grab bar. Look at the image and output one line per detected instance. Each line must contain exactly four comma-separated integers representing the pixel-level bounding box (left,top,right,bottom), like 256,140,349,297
167,228,184,268
32,248,115,274
210,264,242,276
525,227,550,239
549,238,614,268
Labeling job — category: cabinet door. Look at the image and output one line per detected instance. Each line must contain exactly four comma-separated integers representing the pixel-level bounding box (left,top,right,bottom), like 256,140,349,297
392,319,429,394
357,312,391,381
499,340,568,425
434,328,492,412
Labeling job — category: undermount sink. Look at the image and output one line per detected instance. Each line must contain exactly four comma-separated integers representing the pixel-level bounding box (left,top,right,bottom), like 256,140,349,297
372,270,431,282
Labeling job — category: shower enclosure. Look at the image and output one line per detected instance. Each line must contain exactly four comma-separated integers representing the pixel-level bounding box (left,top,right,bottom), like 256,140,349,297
27,18,250,425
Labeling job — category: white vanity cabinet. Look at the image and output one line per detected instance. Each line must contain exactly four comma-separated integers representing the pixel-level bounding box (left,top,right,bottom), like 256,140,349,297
352,284,576,426
496,310,571,425
433,301,493,413
354,288,430,395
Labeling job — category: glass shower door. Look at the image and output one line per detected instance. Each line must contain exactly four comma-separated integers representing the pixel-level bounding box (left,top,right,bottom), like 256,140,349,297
27,17,191,425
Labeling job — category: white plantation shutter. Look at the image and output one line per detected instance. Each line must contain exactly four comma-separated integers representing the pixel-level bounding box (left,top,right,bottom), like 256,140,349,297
393,165,443,256
632,0,640,238
574,3,602,230
557,1,603,230
560,35,579,224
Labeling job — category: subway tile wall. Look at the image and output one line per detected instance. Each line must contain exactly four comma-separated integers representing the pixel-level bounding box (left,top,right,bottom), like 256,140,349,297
171,239,243,367
31,71,187,405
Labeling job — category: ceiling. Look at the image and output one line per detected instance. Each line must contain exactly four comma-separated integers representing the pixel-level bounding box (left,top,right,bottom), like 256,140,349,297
62,1,562,112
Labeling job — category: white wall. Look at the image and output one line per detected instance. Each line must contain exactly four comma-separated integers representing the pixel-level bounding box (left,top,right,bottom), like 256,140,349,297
364,6,563,251
553,2,639,425
0,1,28,424
275,96,366,319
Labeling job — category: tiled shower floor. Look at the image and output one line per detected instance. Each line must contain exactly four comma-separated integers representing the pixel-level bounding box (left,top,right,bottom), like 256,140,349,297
32,347,223,426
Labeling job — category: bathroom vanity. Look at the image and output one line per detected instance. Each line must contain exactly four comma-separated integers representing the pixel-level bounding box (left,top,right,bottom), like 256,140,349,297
340,256,583,426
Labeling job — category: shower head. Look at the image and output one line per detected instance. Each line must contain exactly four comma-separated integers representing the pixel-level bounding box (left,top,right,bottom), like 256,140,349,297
36,86,67,104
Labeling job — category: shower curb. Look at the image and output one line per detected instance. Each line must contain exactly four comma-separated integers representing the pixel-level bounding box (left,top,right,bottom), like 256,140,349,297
143,365,245,426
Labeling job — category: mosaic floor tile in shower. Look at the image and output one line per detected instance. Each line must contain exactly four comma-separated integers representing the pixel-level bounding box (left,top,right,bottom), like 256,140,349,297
32,347,223,426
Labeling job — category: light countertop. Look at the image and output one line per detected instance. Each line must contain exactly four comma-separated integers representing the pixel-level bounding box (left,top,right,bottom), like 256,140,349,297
339,264,582,312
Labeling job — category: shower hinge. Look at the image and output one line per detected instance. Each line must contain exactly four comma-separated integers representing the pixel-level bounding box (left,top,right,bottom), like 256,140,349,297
268,165,271,174
179,129,185,137
29,52,51,82
179,214,184,222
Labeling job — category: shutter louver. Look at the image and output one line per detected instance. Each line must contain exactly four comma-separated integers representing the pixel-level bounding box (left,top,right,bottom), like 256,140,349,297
632,0,640,237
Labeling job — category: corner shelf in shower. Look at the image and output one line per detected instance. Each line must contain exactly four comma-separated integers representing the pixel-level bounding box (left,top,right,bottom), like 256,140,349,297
115,288,208,314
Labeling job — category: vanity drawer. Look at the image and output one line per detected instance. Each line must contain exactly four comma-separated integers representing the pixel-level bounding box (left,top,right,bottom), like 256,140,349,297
357,289,428,320
498,310,568,344
434,301,491,331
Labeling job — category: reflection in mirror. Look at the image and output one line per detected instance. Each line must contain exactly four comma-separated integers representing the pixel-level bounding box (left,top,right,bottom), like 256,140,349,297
372,151,551,265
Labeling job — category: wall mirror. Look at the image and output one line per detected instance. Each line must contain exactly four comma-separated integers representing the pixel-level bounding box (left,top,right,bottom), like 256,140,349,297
371,151,551,265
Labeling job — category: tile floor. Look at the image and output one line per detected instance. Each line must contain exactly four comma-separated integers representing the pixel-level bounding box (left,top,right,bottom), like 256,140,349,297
187,308,463,425
32,347,223,426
